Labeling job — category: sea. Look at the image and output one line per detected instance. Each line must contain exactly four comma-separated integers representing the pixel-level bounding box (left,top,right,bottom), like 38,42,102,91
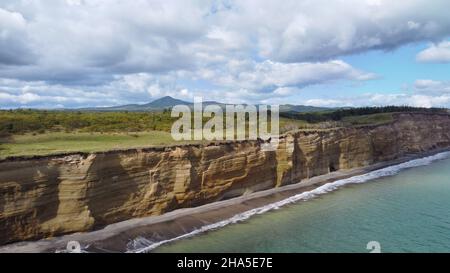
130,151,450,253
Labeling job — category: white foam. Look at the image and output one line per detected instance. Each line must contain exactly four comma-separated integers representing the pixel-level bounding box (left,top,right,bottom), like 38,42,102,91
128,151,450,253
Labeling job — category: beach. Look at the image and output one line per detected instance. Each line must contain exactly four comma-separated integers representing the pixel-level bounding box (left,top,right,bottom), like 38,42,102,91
1,147,448,253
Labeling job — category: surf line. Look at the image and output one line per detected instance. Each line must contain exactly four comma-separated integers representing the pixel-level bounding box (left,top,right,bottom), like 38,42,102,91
128,151,450,253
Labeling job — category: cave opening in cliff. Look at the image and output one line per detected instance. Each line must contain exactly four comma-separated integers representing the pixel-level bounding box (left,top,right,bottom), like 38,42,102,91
329,163,337,173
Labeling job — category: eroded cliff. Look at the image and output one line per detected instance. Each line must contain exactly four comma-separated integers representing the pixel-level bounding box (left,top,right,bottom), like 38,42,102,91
1,113,450,245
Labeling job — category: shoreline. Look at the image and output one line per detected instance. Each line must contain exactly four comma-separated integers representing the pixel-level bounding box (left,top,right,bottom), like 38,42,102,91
1,147,449,253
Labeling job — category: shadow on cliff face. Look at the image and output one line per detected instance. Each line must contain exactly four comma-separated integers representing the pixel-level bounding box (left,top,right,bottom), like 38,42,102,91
277,135,309,186
294,136,309,180
276,132,343,187
85,154,140,228
0,160,61,244
212,143,279,202
308,131,342,178
327,134,341,174
34,164,61,223
168,148,203,209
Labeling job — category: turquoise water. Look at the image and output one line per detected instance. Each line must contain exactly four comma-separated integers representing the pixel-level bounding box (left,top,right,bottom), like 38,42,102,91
150,155,450,253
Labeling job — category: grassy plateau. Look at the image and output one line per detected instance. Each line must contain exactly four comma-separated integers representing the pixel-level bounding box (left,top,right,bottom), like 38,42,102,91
0,106,446,158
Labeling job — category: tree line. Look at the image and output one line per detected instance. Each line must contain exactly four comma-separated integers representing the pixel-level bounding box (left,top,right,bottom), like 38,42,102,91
0,109,175,136
1,106,448,136
280,106,448,123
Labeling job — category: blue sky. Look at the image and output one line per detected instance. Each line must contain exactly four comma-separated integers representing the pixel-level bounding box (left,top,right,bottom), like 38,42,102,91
344,43,449,92
285,42,450,106
1,0,450,108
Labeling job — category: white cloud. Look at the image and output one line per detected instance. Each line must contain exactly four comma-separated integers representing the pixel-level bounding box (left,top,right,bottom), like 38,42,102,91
305,99,346,107
368,93,450,108
416,41,450,63
273,87,299,96
408,94,450,108
202,59,376,93
0,72,198,108
0,92,39,105
414,79,450,93
66,0,82,6
179,88,192,98
225,0,450,62
2,0,450,78
0,1,208,83
414,79,442,89
0,8,35,65
1,1,450,108
302,92,450,108
407,21,421,30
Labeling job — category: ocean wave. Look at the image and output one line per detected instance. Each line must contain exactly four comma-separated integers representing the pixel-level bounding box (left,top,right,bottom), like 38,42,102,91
128,151,450,253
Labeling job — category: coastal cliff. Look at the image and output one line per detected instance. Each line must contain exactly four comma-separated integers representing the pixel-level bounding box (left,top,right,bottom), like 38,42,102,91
1,113,450,245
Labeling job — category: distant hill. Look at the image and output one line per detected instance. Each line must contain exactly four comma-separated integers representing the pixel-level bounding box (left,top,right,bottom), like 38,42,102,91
143,96,191,109
78,96,330,113
78,96,190,111
279,104,330,113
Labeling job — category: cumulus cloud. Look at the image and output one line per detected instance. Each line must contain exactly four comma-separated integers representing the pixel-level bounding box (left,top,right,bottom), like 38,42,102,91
300,79,450,109
304,99,345,107
225,0,450,62
0,0,209,84
414,79,450,94
0,8,35,65
1,0,450,108
303,93,450,108
416,41,450,63
202,59,376,92
0,74,192,108
408,94,450,108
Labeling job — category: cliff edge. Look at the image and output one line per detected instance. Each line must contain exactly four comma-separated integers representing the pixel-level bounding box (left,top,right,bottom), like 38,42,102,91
1,113,450,245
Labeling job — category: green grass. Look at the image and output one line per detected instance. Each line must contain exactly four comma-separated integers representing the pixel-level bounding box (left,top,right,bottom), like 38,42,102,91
0,110,176,135
279,117,315,132
0,112,407,158
0,131,196,159
341,113,394,126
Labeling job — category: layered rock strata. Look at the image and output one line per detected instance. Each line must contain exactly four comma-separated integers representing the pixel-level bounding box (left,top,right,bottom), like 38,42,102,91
1,113,450,245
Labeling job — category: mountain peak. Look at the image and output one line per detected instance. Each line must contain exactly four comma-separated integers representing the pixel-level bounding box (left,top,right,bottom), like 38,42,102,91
78,96,331,112
144,96,190,108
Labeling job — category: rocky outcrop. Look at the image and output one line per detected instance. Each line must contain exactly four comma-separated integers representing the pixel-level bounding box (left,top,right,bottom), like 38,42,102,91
1,113,450,245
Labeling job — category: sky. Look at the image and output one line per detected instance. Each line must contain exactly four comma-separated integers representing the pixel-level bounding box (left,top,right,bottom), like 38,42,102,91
1,0,450,109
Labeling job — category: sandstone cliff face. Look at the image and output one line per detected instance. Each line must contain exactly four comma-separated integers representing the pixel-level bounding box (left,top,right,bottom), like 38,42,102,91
1,113,450,245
